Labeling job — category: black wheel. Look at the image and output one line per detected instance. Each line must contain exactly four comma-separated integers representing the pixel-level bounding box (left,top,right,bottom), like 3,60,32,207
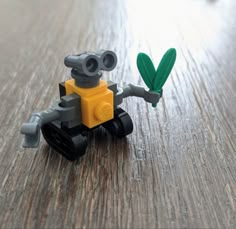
41,122,88,161
103,108,133,138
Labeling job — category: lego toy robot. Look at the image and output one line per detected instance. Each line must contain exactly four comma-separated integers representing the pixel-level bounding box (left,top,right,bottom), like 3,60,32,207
21,50,176,160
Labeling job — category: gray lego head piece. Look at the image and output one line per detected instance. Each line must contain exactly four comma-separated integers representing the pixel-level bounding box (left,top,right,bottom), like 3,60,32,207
64,50,117,77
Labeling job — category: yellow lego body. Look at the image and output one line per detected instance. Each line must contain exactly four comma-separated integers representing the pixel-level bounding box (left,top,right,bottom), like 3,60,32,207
65,79,113,128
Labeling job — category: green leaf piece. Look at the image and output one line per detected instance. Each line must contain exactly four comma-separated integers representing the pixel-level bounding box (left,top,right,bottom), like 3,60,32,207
153,48,176,91
136,48,177,108
136,53,156,89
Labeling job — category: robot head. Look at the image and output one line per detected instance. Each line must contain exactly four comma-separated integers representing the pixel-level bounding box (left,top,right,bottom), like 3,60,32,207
64,50,117,77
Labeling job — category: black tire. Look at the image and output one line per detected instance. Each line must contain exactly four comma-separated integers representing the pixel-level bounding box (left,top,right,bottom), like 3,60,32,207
103,108,133,138
41,122,88,161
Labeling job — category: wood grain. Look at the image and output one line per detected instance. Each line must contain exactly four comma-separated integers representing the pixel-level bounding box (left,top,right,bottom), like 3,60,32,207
0,0,236,228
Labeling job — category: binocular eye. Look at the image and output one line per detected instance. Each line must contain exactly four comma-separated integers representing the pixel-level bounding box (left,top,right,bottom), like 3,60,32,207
86,57,99,73
64,54,100,77
99,50,117,71
64,50,117,76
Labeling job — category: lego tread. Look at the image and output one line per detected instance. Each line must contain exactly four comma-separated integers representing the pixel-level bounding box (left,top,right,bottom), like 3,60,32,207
0,0,236,228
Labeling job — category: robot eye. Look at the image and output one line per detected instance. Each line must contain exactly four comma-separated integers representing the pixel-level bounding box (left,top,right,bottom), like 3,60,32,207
86,58,99,73
64,54,100,76
96,50,117,71
103,53,116,69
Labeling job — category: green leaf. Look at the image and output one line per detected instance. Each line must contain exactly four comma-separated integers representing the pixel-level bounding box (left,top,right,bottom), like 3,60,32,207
153,48,176,91
137,53,156,89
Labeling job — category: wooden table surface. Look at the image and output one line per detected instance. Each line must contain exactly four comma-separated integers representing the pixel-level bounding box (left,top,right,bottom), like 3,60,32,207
0,0,236,228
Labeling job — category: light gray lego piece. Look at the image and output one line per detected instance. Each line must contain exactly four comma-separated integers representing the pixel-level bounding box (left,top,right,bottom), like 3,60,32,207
21,94,82,148
113,87,124,106
71,69,102,88
64,53,101,77
60,93,82,128
110,82,161,107
94,50,117,71
122,84,161,104
65,50,117,88
107,80,123,106
107,80,118,93
21,109,60,148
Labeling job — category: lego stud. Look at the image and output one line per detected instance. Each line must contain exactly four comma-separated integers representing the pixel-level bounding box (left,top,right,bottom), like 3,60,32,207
94,102,113,122
96,50,117,71
64,53,101,77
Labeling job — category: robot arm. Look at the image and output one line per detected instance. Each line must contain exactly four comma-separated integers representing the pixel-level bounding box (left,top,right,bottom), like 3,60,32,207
21,109,60,148
107,81,162,106
21,93,82,148
122,84,162,104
